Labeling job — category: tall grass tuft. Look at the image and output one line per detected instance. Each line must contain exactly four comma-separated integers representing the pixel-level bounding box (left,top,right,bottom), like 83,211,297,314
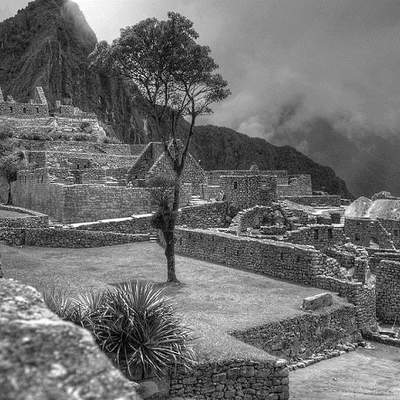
42,281,195,380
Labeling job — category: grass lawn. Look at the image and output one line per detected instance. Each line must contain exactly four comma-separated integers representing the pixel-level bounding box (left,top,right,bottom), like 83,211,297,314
1,241,342,362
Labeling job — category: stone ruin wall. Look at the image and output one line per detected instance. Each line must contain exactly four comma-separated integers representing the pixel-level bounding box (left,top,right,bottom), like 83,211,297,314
11,169,192,223
11,169,66,221
173,227,377,330
206,170,288,186
169,359,289,400
231,303,359,362
345,217,399,249
0,227,150,248
28,150,139,170
276,174,313,197
19,139,145,156
76,201,229,235
375,260,400,324
0,87,48,118
285,224,345,250
220,175,277,210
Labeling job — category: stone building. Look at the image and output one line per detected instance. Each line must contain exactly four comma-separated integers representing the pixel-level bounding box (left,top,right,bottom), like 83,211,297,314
345,196,400,249
0,86,48,117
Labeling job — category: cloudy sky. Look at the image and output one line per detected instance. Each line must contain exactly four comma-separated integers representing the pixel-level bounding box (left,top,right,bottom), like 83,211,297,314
2,1,400,148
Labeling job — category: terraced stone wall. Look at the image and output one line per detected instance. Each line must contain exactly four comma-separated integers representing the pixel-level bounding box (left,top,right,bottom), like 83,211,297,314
0,227,150,248
206,170,287,186
231,303,359,362
174,228,377,330
174,228,324,284
170,359,289,400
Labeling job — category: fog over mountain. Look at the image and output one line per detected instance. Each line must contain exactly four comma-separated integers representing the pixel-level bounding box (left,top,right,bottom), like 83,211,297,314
2,0,400,196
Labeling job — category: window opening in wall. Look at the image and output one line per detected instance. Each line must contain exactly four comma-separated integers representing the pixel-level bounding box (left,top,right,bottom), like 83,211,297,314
314,229,319,240
355,233,360,242
233,181,238,189
36,107,40,113
224,247,226,253
296,256,301,262
280,252,284,260
236,250,239,256
23,107,27,114
328,228,333,239
394,230,399,237
9,107,13,113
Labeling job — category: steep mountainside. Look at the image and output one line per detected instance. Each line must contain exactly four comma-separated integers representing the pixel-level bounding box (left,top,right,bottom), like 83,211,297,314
0,0,351,197
189,126,350,197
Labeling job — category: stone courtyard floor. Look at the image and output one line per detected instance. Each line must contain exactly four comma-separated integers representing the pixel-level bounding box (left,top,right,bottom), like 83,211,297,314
290,342,400,399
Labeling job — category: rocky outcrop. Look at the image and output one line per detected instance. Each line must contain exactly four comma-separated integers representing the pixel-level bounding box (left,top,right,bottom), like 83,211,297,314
0,278,141,400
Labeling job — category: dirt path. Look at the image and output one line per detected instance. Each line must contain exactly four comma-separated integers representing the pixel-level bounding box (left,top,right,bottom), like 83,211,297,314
290,343,400,399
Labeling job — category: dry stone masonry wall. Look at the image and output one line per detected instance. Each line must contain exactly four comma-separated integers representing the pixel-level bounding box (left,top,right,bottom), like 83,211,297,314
375,260,400,323
231,303,359,362
169,359,289,400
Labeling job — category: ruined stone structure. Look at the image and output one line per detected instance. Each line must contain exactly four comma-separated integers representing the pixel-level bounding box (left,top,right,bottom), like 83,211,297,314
0,86,48,117
375,260,400,323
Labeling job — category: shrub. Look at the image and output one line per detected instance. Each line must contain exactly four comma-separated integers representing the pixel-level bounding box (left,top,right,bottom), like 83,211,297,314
43,281,194,380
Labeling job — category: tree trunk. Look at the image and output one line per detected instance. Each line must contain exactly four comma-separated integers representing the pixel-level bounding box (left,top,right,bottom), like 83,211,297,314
7,184,12,205
164,228,178,282
164,180,181,283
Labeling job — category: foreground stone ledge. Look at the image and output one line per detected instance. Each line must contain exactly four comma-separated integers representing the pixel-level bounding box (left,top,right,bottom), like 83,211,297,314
0,278,141,400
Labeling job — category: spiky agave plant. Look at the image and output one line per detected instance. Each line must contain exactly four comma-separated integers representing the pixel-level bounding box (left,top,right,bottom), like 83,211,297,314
42,287,83,325
43,281,195,380
93,281,195,379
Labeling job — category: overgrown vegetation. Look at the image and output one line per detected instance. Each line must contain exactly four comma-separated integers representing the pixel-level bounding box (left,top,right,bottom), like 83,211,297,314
43,281,194,380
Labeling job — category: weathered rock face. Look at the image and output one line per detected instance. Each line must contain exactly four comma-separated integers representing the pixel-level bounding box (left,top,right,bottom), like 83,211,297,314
0,0,352,196
0,278,141,400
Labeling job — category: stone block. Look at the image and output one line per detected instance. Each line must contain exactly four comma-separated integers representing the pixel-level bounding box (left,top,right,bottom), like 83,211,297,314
303,292,333,311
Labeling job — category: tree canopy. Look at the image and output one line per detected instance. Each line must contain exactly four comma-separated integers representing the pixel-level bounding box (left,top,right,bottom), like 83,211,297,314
90,12,230,171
